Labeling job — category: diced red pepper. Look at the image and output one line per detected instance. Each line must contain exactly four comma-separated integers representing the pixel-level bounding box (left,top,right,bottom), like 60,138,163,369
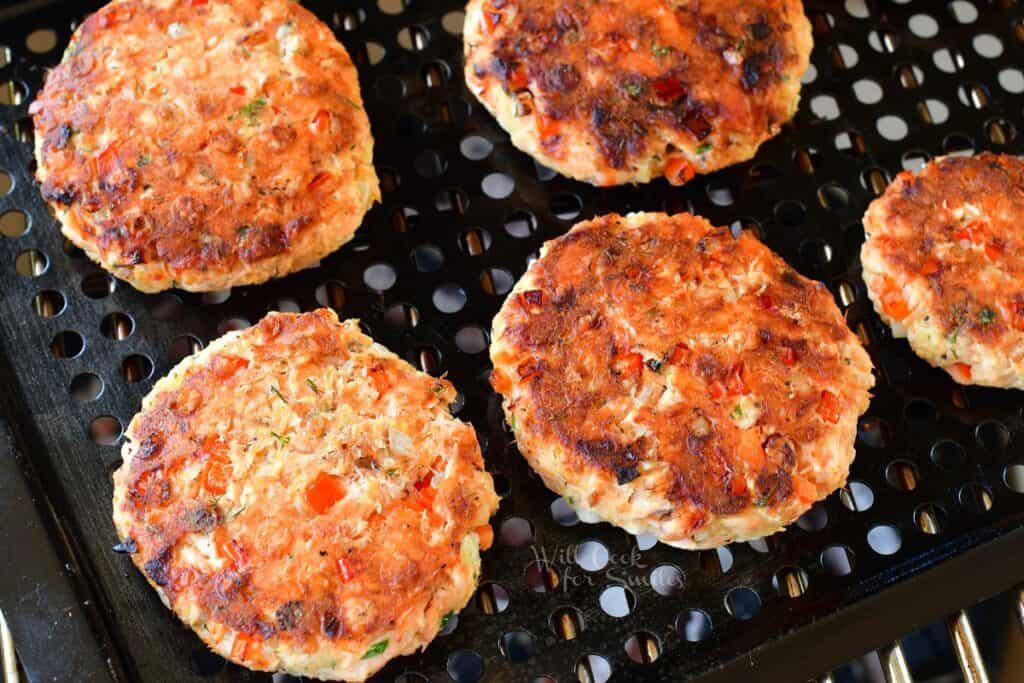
535,112,559,143
230,633,260,663
191,0,209,5
307,171,335,193
171,566,196,593
668,343,688,366
729,476,747,497
950,362,972,382
201,456,231,496
878,278,910,321
757,293,777,311
210,355,249,380
985,241,1003,260
506,63,529,90
368,366,390,396
725,362,748,396
517,359,543,383
816,390,841,424
614,351,644,380
664,156,695,186
652,76,686,100
918,257,940,276
305,471,344,514
1010,301,1024,331
708,379,727,399
94,144,121,178
781,347,797,366
954,221,985,245
215,528,247,568
482,7,502,33
229,85,246,96
312,109,331,134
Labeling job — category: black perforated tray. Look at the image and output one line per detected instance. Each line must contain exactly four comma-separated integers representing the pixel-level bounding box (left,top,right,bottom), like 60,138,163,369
1,1,1024,681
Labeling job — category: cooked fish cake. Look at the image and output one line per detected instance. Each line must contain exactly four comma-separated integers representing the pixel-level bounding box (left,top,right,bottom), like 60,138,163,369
464,0,811,186
862,153,1024,389
490,212,873,549
111,309,498,680
31,0,379,292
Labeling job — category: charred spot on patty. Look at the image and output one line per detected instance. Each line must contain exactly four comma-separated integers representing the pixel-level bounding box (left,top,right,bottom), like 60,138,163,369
275,600,305,631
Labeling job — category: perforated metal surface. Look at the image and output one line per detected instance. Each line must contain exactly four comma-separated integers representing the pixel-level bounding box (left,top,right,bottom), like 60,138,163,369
1,0,1024,681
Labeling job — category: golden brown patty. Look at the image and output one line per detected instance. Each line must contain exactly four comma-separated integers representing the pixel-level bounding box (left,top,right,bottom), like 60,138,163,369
862,153,1024,389
111,310,498,680
31,0,379,292
490,213,874,548
464,0,811,186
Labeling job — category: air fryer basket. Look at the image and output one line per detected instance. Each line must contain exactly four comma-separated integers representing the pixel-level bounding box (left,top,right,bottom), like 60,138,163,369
0,1,1023,681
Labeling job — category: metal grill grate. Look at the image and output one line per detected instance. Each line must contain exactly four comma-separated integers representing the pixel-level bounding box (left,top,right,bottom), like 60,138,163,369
0,1,1023,681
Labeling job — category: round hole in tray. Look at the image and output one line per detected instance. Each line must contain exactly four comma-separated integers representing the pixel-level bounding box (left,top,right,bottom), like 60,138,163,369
774,200,805,227
914,503,947,534
499,517,533,547
973,33,1003,59
625,631,661,664
414,149,446,178
796,502,828,531
32,289,65,318
908,13,939,38
576,540,609,571
1005,464,1024,493
551,193,582,221
395,674,428,683
100,312,134,340
504,210,537,239
845,0,869,19
499,630,536,662
931,439,966,470
89,415,123,446
699,546,733,576
857,417,891,448
15,249,48,276
959,482,994,514
446,649,483,683
748,537,771,553
314,281,346,310
475,581,509,614
433,283,467,313
459,227,492,255
886,459,920,492
821,544,855,576
998,68,1024,94
904,398,937,424
441,10,465,35
852,78,882,104
216,317,250,335
168,334,203,363
725,587,761,620
50,330,84,359
985,118,1017,145
480,267,514,296
525,561,559,593
576,654,612,683
550,497,578,526
867,525,902,555
678,609,712,642
121,354,153,383
70,373,103,402
81,272,115,298
26,28,57,53
975,420,1009,452
482,172,515,199
0,209,29,237
364,263,397,291
151,293,184,321
599,584,636,618
650,564,685,596
948,0,978,23
550,606,585,640
839,481,874,512
460,134,493,161
773,566,809,597
635,533,657,551
200,288,230,305
455,325,487,354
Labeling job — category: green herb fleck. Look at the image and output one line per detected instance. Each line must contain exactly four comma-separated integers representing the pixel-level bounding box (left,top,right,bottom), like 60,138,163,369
509,413,517,431
385,468,398,477
232,96,268,125
652,43,672,57
566,496,574,506
236,225,250,237
731,404,744,419
432,382,446,394
361,640,388,659
736,39,747,53
270,431,291,447
137,153,151,167
306,378,320,394
439,611,455,631
624,82,642,96
979,307,996,326
270,386,289,404
696,142,713,155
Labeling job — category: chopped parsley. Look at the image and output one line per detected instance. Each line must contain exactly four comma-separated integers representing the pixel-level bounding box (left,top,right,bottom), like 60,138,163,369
652,43,672,57
231,96,268,125
979,307,996,326
696,142,714,155
270,386,289,404
236,225,251,237
730,404,744,419
509,413,516,431
270,431,290,447
361,640,388,659
623,82,642,96
137,152,151,167
432,382,446,394
306,378,320,394
385,468,398,477
439,611,455,630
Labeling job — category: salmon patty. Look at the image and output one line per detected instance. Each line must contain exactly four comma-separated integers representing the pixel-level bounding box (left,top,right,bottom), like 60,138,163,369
862,153,1024,389
111,309,498,680
464,0,811,186
31,0,379,292
490,212,873,548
